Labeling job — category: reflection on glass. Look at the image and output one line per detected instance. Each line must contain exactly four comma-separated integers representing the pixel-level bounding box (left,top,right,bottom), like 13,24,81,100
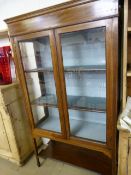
61,27,106,142
19,37,53,70
19,37,61,133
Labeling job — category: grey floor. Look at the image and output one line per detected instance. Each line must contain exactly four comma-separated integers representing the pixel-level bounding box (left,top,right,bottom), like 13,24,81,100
0,155,100,175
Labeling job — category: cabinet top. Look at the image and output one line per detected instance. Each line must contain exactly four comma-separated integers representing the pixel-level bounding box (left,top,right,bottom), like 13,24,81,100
5,0,119,37
0,82,19,91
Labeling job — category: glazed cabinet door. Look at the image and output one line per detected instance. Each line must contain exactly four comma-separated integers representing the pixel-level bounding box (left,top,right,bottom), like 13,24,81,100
55,19,118,149
14,30,66,139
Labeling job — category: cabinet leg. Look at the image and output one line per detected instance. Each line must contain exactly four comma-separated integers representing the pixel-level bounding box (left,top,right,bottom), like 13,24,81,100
33,138,41,167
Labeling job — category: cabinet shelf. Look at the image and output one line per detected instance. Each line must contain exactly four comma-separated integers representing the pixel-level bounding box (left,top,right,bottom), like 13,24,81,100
32,95,57,107
31,95,106,113
37,117,61,133
25,65,106,73
37,117,106,142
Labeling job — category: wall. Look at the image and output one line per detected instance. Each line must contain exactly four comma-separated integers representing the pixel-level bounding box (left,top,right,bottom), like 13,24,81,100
0,0,70,31
0,38,10,46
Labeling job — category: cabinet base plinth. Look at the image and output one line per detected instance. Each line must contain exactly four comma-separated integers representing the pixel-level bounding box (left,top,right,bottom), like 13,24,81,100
39,140,113,175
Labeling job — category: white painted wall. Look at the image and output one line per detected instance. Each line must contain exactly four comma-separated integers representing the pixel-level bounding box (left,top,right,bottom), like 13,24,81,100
0,38,10,46
0,0,70,30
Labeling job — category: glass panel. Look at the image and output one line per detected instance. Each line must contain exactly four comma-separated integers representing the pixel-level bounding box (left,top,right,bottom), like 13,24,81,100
19,36,61,133
32,106,61,133
61,27,106,142
69,110,106,142
20,37,53,70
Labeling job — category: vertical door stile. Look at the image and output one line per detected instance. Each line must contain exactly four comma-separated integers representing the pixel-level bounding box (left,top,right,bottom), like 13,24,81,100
49,30,67,139
105,19,116,149
54,30,71,139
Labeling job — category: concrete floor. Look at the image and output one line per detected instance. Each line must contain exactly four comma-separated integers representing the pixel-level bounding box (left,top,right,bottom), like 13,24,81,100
0,156,100,175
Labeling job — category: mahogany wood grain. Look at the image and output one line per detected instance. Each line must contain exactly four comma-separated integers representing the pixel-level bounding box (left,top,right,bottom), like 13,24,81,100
49,30,67,139
5,0,97,23
6,0,118,37
111,17,118,175
54,30,70,139
33,128,112,158
39,141,112,175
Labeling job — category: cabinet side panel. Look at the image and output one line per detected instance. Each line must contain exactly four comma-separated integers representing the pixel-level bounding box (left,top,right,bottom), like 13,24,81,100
7,98,33,160
0,110,10,152
122,0,128,108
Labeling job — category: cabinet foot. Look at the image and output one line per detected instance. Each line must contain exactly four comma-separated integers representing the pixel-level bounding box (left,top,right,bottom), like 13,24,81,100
33,138,41,167
37,159,41,167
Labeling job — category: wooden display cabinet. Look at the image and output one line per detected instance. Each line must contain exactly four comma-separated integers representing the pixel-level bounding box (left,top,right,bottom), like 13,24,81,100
5,0,119,174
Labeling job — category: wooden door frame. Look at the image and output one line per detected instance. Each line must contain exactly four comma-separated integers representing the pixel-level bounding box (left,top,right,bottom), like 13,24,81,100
55,18,118,151
11,30,67,140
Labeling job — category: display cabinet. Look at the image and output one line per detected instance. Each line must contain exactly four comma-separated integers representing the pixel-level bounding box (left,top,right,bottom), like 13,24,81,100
5,0,119,174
